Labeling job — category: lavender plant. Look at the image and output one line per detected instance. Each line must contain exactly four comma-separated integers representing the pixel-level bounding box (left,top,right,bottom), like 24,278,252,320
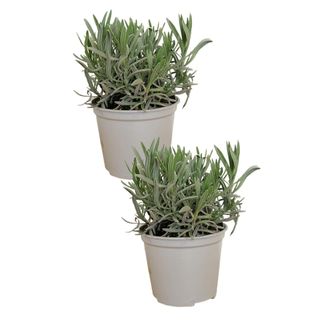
75,11,211,110
123,141,259,237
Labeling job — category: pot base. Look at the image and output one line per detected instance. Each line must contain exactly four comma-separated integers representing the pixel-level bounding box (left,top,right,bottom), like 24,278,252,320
156,294,217,307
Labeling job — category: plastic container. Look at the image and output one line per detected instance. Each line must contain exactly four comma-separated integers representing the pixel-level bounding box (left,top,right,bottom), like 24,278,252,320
94,101,178,179
141,227,227,306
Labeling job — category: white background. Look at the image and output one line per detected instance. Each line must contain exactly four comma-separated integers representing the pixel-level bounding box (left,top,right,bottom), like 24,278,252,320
0,0,319,319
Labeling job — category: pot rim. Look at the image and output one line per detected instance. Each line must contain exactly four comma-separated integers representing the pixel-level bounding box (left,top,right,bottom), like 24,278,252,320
141,224,228,248
93,97,179,114
94,98,179,121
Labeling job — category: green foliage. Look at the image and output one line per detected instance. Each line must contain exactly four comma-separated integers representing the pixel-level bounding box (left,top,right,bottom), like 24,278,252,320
75,12,211,110
123,141,260,237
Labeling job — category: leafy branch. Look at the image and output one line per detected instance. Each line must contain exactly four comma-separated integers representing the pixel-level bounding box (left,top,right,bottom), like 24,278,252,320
123,141,260,237
75,12,212,110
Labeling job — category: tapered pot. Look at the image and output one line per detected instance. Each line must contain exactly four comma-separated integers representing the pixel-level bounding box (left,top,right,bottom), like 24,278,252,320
93,100,178,179
141,226,227,307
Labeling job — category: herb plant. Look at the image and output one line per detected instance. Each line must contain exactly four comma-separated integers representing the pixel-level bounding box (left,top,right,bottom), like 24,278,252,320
123,140,259,237
75,11,211,110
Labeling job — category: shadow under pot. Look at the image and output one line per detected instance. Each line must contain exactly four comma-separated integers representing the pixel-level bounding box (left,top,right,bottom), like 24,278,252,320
93,99,178,179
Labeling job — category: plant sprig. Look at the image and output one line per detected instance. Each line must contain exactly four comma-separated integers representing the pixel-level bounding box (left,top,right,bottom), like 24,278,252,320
75,12,211,110
123,140,260,237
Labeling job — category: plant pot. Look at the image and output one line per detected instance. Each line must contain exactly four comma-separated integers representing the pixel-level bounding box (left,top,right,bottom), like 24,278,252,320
141,226,227,307
93,100,178,179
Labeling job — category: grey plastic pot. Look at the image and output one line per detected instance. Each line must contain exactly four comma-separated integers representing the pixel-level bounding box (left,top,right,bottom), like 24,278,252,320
141,226,227,307
93,100,178,179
